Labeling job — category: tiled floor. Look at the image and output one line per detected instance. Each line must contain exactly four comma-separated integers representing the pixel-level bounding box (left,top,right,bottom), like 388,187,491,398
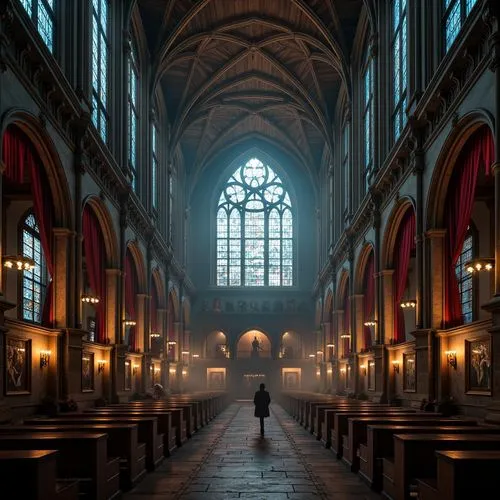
124,402,381,499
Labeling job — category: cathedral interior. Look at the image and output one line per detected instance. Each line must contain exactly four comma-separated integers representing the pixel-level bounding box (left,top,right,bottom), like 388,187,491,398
1,0,500,498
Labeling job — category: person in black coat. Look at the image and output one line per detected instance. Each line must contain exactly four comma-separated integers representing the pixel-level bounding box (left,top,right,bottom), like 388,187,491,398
254,383,271,436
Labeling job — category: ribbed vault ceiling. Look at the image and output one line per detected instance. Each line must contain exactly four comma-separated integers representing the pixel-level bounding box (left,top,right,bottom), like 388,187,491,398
134,0,367,176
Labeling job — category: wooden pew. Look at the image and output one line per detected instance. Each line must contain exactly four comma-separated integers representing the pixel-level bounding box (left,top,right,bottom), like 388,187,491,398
26,415,164,468
383,433,500,500
359,424,500,491
416,450,500,500
0,450,79,500
0,432,120,500
343,417,477,472
331,409,420,456
0,424,146,489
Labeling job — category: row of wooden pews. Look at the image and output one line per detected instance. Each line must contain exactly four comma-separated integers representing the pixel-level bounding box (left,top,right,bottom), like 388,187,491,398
0,391,228,500
280,391,500,500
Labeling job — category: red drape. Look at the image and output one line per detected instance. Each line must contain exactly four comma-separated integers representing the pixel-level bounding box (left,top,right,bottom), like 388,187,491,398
393,209,416,343
125,250,138,350
363,252,375,349
444,126,495,327
83,206,107,343
2,126,54,326
342,284,350,357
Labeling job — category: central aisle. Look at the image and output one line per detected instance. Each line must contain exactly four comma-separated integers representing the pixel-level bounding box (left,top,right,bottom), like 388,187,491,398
125,402,380,499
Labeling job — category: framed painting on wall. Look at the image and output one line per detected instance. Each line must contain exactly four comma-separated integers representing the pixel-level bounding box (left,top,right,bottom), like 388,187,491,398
368,360,375,391
466,336,492,395
207,369,225,389
5,336,31,395
82,351,94,392
403,352,416,392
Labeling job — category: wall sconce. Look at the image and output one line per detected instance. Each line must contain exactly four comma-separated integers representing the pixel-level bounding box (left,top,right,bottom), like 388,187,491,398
392,360,400,373
192,354,199,359
123,320,136,327
81,293,99,304
360,364,367,376
167,340,177,347
40,350,51,368
182,351,190,356
327,368,333,375
364,320,376,327
150,332,161,339
308,354,316,359
3,255,35,271
132,364,139,375
400,300,416,309
340,367,347,374
316,369,321,377
340,333,351,339
169,367,176,376
326,343,335,348
465,258,494,273
445,350,457,369
181,369,187,377
97,360,106,374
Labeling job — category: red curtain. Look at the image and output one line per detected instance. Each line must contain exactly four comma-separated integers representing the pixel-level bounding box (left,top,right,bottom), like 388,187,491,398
342,282,350,357
2,126,54,326
444,126,495,327
363,251,375,349
393,209,416,343
125,250,138,350
83,206,107,343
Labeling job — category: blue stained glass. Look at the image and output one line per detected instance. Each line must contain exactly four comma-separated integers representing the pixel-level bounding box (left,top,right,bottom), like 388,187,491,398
466,0,477,14
21,0,32,15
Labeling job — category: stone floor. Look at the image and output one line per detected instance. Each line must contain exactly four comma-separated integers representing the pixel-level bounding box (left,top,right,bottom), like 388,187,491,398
124,402,381,499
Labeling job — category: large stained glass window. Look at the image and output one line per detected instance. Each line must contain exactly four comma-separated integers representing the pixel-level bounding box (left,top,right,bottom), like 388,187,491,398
91,0,109,143
128,50,139,192
169,167,176,243
151,120,159,210
455,231,474,324
21,212,47,323
362,58,374,191
392,0,408,141
216,158,293,287
20,0,55,53
444,0,478,52
342,121,349,223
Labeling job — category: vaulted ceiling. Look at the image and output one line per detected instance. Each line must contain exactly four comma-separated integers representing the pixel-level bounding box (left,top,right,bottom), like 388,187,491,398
134,0,369,177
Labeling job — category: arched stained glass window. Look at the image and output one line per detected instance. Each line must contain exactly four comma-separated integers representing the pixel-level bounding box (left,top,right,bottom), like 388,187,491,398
455,228,475,324
216,158,293,287
20,0,55,53
20,211,48,323
444,0,479,52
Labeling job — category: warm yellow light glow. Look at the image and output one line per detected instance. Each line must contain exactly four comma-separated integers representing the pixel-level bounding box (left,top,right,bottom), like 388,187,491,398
465,258,495,273
340,334,351,339
123,320,136,327
81,293,100,304
364,320,376,326
192,354,200,358
3,255,35,271
326,343,335,348
340,367,346,373
360,364,366,370
308,354,316,358
150,332,161,338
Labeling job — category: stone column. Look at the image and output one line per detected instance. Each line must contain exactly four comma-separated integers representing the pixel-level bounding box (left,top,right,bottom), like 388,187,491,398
105,269,120,344
380,269,395,343
352,294,364,395
53,228,74,328
426,230,446,330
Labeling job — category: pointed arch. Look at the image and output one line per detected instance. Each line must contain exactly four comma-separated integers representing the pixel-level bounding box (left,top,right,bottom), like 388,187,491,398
323,290,333,323
151,267,166,309
125,241,147,294
355,243,375,293
236,328,272,359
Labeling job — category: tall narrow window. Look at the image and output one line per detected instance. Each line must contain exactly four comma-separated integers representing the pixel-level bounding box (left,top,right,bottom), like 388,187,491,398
91,0,109,143
216,158,294,287
342,121,349,224
20,0,55,53
128,50,139,192
444,0,479,52
20,212,47,323
151,120,159,210
455,230,474,324
392,0,408,141
362,58,374,191
169,167,176,244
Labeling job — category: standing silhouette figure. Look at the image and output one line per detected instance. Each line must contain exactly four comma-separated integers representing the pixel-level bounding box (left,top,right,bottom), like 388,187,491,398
253,382,271,436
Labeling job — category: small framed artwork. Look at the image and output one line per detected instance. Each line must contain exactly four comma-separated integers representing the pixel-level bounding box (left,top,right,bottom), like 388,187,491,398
466,336,492,395
403,352,416,392
82,351,94,392
5,336,31,395
368,360,375,391
87,317,96,343
124,359,132,391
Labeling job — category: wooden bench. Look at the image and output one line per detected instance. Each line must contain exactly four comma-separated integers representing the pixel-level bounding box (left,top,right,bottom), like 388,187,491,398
0,450,79,500
416,450,500,500
331,410,420,457
26,415,164,468
0,424,146,489
0,432,120,500
343,417,476,472
383,433,500,500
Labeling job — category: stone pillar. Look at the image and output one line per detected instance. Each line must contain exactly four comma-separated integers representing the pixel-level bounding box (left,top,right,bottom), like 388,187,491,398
371,190,382,344
426,229,446,330
53,228,74,328
380,269,395,343
135,293,147,353
105,269,120,344
352,294,364,395
413,329,436,402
